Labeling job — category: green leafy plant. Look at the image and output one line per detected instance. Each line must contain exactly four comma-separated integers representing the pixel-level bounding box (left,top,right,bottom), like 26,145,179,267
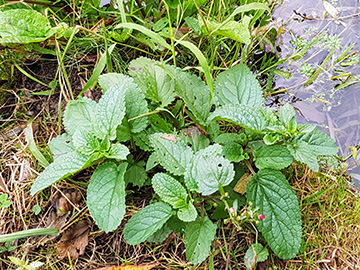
0,9,66,45
0,193,11,209
30,57,338,264
8,257,43,270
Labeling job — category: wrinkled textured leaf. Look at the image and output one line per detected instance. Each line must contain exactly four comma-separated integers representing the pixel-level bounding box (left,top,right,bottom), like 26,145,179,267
31,151,91,195
0,9,61,44
150,133,193,176
246,169,302,259
146,224,172,244
87,162,127,233
296,128,338,155
214,64,264,107
92,83,127,140
152,173,188,208
63,97,96,136
105,143,129,161
124,202,173,245
99,73,149,133
165,65,212,125
222,142,247,163
209,104,266,132
49,134,75,157
287,140,319,172
214,133,247,146
125,161,148,187
244,243,269,270
185,215,217,264
278,103,295,126
185,144,235,195
253,145,293,170
297,123,317,133
177,203,197,222
72,128,100,155
128,57,176,107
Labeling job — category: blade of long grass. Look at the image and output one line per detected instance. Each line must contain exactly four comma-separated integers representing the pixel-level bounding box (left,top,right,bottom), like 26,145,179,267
304,47,336,86
114,22,172,50
14,65,51,89
78,43,116,97
0,228,58,243
176,40,214,101
211,3,270,34
25,120,50,168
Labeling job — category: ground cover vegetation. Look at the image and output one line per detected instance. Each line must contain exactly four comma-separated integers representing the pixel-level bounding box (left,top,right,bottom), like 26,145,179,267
0,0,359,269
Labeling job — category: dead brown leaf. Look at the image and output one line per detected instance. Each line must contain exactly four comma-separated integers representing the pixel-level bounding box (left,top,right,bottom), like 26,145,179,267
94,263,160,270
161,134,177,143
233,172,252,195
56,220,89,260
56,189,81,214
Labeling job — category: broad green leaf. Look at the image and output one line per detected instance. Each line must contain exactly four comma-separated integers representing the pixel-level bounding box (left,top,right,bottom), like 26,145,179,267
199,16,251,44
185,215,217,264
214,133,247,146
128,57,176,107
72,128,100,155
246,169,302,259
287,140,319,172
30,151,91,195
149,114,173,133
185,144,235,195
124,161,148,187
297,123,317,133
244,243,269,270
209,104,266,132
222,142,247,163
177,203,197,222
180,126,210,152
150,133,193,176
63,97,96,136
214,64,264,107
87,162,127,233
133,132,153,151
295,128,338,155
253,145,293,170
152,173,188,208
92,84,127,140
146,152,158,171
146,224,172,244
165,65,212,125
278,103,295,126
49,134,75,157
124,84,149,133
104,143,129,161
99,73,149,133
123,202,173,245
0,9,62,44
263,133,280,145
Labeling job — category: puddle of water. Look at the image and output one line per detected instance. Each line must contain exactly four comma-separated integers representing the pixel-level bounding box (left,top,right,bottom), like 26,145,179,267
272,0,360,187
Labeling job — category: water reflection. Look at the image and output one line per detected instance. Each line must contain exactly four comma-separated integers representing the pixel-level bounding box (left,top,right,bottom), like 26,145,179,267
272,0,360,185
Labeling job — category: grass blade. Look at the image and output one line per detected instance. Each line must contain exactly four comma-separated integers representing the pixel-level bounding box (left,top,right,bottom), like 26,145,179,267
79,44,116,97
0,228,58,243
176,40,214,101
25,120,50,168
115,22,172,50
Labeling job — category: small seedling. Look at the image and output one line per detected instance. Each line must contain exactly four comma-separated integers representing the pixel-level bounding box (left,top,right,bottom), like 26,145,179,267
0,193,11,209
